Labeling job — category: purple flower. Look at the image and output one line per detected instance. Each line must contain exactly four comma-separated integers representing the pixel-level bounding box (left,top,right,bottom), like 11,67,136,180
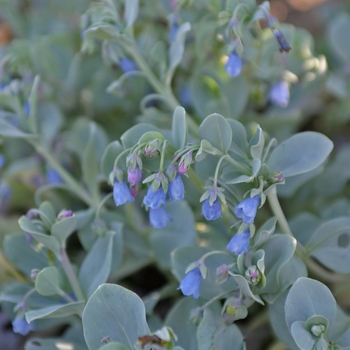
119,58,137,73
178,268,201,299
234,195,260,224
227,229,251,255
113,180,134,206
269,80,290,108
168,174,184,201
149,207,172,229
202,198,222,221
46,168,62,184
127,166,142,186
225,51,243,78
12,315,34,336
143,185,166,209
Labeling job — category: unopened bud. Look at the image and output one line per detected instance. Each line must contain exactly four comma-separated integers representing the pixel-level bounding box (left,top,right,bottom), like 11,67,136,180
245,265,261,285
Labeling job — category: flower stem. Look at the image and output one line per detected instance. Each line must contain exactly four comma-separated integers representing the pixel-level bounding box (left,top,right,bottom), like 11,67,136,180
58,247,85,301
199,290,235,311
266,187,292,236
159,140,168,173
29,140,94,207
122,42,199,137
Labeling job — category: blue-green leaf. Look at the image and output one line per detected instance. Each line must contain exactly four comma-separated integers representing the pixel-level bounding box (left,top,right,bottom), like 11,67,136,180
197,309,245,350
172,106,187,149
199,114,232,153
26,302,85,322
267,132,333,178
82,284,150,350
169,22,191,72
285,277,337,332
78,231,115,298
306,217,350,274
125,0,139,27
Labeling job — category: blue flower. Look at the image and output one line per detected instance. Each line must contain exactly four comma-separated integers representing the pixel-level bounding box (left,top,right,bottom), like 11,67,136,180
168,174,184,201
119,58,137,73
143,185,166,209
225,51,243,78
0,153,4,168
234,195,260,224
149,207,172,229
113,180,134,206
46,168,62,184
12,315,34,336
269,80,290,108
202,198,222,221
178,268,201,299
227,229,251,255
23,101,30,117
127,166,142,186
169,21,179,42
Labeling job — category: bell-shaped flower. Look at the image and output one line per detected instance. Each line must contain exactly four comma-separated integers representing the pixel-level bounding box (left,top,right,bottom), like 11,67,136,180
143,185,166,209
227,229,251,255
46,168,62,184
127,166,142,186
168,174,185,201
113,180,134,206
225,51,243,78
119,57,137,73
178,268,201,299
149,207,172,229
12,314,34,336
269,80,290,108
234,195,260,224
202,198,222,221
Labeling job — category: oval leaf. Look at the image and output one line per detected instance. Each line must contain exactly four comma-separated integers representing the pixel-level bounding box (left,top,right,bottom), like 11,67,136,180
82,284,150,350
267,132,333,178
285,277,337,330
172,106,187,149
199,114,232,153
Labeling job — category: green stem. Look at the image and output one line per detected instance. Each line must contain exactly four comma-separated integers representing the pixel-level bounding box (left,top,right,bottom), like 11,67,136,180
58,247,85,301
213,155,228,187
159,140,168,173
199,290,234,311
266,187,292,236
114,147,133,169
96,193,113,219
200,250,231,262
29,140,94,207
267,187,346,283
187,168,204,192
122,42,199,137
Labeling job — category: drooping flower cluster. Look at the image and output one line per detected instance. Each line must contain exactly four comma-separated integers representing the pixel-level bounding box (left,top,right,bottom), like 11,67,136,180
111,142,187,229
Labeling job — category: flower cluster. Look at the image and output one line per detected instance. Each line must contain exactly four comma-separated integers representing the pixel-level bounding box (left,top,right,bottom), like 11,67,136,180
227,194,261,255
200,186,226,221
